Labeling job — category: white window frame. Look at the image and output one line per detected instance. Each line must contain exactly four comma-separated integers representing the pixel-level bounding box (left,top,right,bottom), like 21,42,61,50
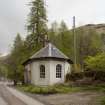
40,65,45,78
56,64,62,78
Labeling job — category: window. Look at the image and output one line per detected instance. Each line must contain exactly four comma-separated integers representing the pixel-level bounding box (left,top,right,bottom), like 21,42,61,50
40,65,45,78
56,64,62,78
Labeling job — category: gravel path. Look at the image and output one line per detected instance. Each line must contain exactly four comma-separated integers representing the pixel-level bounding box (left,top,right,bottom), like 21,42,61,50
28,91,104,105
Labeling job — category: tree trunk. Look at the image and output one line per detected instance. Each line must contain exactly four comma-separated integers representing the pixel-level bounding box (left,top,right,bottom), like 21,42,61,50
13,80,17,86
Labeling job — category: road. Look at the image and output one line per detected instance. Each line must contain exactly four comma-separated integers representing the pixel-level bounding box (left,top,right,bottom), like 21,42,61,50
0,96,7,105
0,83,27,105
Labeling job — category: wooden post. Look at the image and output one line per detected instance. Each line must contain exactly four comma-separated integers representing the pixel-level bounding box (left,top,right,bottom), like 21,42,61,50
73,16,77,71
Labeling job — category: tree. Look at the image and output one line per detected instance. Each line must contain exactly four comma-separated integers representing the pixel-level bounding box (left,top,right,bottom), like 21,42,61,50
59,21,68,32
101,33,105,45
48,21,59,44
85,53,105,71
0,56,8,80
5,34,25,85
58,21,74,59
49,21,74,59
27,0,48,45
77,28,103,70
100,33,105,51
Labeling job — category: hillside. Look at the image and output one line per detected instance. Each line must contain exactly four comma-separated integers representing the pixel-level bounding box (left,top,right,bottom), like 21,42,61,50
80,23,105,34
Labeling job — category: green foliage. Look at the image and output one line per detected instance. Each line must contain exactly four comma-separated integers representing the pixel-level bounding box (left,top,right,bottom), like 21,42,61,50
4,34,25,84
2,0,105,84
17,84,105,94
48,21,74,60
3,22,105,84
0,59,8,79
2,0,48,84
100,97,105,105
76,28,103,69
66,70,105,85
81,85,105,92
17,84,81,94
27,0,48,44
24,34,43,57
101,33,105,45
23,0,48,58
48,22,104,71
85,53,105,71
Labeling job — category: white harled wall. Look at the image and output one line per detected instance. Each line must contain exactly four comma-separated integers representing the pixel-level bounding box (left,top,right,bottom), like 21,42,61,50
25,60,71,86
49,60,71,85
31,61,50,86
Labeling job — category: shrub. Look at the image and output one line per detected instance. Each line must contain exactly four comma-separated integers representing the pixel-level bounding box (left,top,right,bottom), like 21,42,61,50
66,70,105,87
66,72,84,82
84,70,95,77
85,53,105,71
101,98,105,105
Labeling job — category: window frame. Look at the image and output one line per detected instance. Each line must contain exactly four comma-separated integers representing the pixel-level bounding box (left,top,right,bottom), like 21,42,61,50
40,65,45,79
56,64,62,78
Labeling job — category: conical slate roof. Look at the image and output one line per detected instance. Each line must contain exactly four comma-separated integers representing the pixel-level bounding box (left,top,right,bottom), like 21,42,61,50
30,43,69,59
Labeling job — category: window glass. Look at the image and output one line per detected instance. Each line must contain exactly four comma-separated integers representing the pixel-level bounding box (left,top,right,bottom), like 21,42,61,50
56,64,62,78
40,65,45,78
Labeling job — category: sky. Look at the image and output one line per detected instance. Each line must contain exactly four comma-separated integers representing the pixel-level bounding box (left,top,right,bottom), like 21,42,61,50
0,0,105,55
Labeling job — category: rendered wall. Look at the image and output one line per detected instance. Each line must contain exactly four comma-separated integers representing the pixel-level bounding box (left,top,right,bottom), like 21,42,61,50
31,61,50,86
25,60,71,86
49,60,71,85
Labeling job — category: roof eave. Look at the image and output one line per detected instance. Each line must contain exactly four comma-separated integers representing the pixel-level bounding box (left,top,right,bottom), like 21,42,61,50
22,57,73,66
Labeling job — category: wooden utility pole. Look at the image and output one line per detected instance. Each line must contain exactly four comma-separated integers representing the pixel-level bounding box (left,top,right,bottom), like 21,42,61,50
73,16,77,71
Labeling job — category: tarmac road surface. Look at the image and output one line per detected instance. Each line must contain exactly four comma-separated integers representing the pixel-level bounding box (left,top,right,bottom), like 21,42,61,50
0,83,27,105
0,96,8,105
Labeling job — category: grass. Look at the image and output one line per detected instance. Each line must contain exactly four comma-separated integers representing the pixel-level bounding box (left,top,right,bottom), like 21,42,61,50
16,84,105,94
97,96,105,105
101,97,105,105
17,85,105,94
16,84,81,94
81,85,105,92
